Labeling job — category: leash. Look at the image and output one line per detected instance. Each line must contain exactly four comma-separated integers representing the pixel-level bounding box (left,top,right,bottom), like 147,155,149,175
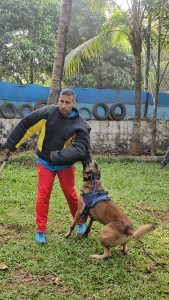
138,240,169,271
80,175,97,217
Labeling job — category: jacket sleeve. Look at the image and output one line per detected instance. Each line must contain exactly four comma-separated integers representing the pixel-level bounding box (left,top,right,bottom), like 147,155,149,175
4,107,48,151
50,128,90,165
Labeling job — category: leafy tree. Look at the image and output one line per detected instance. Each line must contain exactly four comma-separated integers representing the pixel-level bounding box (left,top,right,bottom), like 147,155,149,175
0,0,59,84
68,0,106,50
87,47,134,89
63,0,134,89
64,0,148,154
64,47,134,89
48,0,106,103
143,0,169,154
64,0,169,155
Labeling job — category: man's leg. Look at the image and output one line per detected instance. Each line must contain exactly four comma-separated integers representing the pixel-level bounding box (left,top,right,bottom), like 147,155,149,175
36,163,56,234
57,166,86,232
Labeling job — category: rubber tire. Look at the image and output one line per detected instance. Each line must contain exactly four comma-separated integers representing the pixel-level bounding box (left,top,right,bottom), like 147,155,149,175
34,99,47,110
1,102,17,119
79,106,92,120
92,102,110,120
110,103,126,121
18,103,34,118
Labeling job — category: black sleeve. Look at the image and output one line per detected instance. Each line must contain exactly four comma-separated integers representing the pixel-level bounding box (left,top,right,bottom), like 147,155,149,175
50,128,90,165
4,106,48,151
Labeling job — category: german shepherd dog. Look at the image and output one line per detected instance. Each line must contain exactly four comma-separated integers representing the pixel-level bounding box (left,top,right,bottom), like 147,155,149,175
65,160,155,259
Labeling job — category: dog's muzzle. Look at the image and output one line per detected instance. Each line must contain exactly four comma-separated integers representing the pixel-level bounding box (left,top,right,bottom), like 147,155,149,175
83,171,100,181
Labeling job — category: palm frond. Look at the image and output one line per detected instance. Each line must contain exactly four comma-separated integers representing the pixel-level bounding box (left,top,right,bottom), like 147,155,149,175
64,34,107,77
64,29,130,77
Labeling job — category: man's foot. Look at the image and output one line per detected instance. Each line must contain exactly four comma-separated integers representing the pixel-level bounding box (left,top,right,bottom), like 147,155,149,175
35,232,46,244
77,223,87,235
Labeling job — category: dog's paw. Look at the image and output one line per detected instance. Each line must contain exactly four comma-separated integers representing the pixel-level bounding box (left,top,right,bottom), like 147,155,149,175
90,253,111,260
65,231,71,238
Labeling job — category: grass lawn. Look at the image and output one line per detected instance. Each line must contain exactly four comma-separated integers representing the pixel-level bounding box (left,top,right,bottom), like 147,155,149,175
0,153,169,300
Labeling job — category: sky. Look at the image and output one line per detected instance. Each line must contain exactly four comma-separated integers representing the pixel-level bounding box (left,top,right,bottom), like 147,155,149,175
115,0,130,9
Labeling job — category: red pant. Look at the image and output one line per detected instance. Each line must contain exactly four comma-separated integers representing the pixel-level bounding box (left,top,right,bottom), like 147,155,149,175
36,163,82,232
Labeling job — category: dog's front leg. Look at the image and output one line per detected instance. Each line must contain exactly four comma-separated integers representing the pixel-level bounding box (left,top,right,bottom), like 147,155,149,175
65,212,80,238
65,196,85,238
83,217,93,237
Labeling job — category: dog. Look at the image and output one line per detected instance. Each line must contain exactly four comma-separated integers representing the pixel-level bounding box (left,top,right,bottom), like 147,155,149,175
65,160,156,259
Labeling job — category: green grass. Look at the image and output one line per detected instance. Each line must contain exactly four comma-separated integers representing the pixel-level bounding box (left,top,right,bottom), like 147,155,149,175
0,153,169,300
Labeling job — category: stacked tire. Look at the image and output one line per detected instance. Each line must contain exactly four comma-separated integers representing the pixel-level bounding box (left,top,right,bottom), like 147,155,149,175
79,102,126,121
0,99,47,118
0,100,126,120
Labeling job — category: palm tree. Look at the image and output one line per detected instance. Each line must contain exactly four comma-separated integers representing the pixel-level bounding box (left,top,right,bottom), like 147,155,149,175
64,0,146,154
48,0,72,105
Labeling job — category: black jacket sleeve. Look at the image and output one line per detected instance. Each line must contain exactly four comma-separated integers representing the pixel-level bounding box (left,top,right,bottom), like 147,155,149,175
50,127,90,165
4,106,48,151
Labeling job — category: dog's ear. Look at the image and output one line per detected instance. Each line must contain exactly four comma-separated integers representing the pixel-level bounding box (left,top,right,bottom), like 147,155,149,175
94,161,101,179
82,149,92,170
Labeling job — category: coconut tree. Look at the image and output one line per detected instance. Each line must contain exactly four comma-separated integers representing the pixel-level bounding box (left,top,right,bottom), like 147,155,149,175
48,0,72,105
64,0,148,154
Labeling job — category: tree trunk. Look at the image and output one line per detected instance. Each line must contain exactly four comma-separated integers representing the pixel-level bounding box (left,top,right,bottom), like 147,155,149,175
144,18,151,118
129,0,142,155
151,18,161,155
30,57,34,84
48,0,72,105
134,52,142,122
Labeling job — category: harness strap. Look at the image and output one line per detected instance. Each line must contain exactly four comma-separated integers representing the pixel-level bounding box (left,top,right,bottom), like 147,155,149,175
80,176,110,219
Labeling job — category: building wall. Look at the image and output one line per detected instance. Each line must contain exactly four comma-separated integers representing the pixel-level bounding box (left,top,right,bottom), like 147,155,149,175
1,118,169,153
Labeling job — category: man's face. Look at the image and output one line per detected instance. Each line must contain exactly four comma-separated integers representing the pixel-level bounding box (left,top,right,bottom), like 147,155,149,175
58,95,75,117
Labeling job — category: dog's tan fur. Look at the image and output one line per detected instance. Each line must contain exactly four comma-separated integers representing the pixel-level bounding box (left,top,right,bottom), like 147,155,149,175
65,160,156,259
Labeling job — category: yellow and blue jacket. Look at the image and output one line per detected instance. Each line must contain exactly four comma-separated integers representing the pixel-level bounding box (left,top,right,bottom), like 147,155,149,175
4,105,91,165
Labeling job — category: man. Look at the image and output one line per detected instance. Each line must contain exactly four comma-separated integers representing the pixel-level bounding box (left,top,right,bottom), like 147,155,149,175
4,88,90,244
160,147,169,168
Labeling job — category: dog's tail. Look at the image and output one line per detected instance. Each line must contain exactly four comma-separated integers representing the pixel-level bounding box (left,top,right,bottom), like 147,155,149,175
132,224,156,240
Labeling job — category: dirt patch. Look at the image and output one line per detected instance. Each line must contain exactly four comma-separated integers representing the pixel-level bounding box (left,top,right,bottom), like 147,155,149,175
13,269,40,285
135,206,169,225
160,210,169,225
13,269,59,285
135,206,161,218
0,223,22,232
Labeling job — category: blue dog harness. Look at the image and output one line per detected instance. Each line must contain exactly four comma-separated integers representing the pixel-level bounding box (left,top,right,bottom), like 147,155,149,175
80,175,111,221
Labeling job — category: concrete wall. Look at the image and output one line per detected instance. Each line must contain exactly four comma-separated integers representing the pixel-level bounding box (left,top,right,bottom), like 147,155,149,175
1,118,169,153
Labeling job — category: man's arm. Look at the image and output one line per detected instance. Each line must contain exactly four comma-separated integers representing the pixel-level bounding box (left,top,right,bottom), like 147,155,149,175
50,129,90,165
4,107,48,152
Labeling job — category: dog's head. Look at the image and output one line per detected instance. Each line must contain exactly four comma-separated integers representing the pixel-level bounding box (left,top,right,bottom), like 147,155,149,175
83,160,101,181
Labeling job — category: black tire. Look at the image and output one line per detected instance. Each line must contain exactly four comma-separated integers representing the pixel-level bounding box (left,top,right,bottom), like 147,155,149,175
110,103,126,121
92,102,110,120
79,106,92,120
18,103,34,118
34,99,47,110
1,102,17,119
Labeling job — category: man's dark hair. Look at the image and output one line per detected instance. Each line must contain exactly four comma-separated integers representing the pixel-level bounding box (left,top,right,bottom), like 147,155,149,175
60,88,76,100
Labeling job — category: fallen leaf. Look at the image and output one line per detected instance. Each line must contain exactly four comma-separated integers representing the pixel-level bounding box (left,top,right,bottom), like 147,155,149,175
0,263,9,270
